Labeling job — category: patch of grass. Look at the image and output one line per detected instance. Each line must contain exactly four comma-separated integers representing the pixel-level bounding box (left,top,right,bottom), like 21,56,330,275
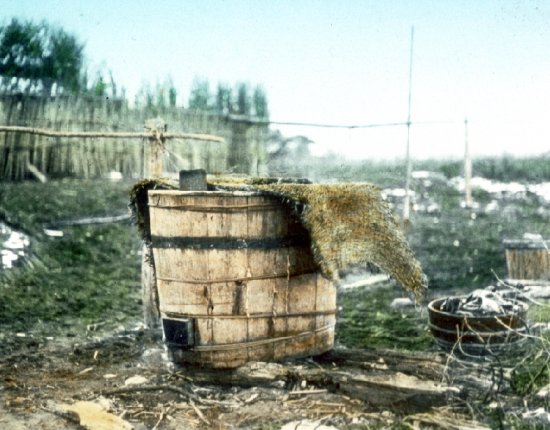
0,179,132,235
510,343,550,396
337,282,432,351
0,179,142,335
529,303,550,325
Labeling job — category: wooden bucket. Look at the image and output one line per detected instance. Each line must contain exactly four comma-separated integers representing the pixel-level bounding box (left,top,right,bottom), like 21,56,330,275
428,297,529,355
148,190,336,368
503,238,550,281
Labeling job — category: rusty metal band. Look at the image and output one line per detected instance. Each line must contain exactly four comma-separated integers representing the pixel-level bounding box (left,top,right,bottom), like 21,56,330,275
151,235,311,250
177,323,336,352
161,310,336,320
148,203,283,212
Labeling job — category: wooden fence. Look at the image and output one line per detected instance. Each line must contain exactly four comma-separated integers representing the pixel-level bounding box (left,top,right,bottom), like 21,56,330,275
0,93,269,180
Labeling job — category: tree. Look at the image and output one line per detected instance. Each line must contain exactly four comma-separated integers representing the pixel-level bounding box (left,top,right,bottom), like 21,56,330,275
109,71,118,98
155,82,166,110
235,82,251,115
188,78,211,110
0,18,84,95
188,78,269,118
168,86,177,108
215,82,232,115
252,85,269,119
91,72,107,97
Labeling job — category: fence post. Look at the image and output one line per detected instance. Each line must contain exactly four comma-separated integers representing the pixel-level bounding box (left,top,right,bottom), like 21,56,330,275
142,118,166,331
145,118,166,178
228,117,251,174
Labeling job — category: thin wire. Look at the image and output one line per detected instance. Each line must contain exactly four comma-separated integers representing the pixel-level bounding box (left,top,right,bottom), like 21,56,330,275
226,117,457,129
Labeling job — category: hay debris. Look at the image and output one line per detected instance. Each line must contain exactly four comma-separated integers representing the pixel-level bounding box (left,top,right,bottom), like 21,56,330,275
129,178,177,241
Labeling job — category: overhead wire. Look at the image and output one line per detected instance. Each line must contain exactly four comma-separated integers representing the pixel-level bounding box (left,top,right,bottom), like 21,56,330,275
223,115,459,130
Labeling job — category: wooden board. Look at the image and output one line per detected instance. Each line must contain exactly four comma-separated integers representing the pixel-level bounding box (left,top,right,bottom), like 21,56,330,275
504,239,550,280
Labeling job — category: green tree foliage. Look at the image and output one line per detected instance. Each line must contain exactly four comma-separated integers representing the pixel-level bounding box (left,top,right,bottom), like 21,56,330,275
188,78,211,110
161,77,177,108
134,82,155,110
77,69,120,99
134,78,177,111
109,71,118,98
189,78,269,119
168,86,177,108
252,85,269,119
235,82,251,115
0,18,84,95
134,77,270,117
91,72,107,97
215,83,232,115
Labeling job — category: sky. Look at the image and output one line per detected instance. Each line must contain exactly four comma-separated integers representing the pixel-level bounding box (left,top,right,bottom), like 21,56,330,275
2,0,550,160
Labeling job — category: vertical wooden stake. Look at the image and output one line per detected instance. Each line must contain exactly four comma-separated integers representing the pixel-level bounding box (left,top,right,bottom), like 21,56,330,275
142,243,161,330
142,118,166,331
145,118,166,178
149,138,163,177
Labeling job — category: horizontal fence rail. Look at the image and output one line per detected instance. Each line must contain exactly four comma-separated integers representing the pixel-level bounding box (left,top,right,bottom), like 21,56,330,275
0,125,225,142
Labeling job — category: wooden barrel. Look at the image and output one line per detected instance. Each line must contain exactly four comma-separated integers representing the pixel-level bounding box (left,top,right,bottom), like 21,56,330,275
428,297,528,355
148,190,336,368
503,238,550,281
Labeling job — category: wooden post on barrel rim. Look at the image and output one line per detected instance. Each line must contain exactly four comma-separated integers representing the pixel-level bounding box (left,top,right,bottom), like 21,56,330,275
142,118,167,331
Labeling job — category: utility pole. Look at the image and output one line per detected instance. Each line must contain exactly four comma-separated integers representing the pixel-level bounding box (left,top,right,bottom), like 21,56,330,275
403,26,415,222
464,117,473,208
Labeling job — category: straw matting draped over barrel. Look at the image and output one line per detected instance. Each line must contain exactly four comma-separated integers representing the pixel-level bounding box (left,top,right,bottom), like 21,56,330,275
131,178,427,300
257,183,426,299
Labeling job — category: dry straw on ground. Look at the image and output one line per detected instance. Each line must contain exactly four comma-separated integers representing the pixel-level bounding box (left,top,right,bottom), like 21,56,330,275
131,177,427,300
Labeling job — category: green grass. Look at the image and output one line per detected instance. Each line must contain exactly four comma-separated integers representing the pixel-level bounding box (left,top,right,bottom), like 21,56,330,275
0,179,142,335
336,282,432,351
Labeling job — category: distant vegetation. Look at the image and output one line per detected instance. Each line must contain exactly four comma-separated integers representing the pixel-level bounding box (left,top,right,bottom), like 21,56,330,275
295,154,550,186
0,18,84,95
471,155,550,182
410,155,550,183
0,18,119,98
134,77,269,119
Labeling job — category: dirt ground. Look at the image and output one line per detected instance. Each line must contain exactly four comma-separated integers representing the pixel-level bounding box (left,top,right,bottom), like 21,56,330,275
0,320,484,430
0,281,545,430
0,325,366,429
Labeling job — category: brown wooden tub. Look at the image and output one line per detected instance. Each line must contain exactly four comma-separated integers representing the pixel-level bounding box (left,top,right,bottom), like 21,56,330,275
428,297,529,355
148,189,336,368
